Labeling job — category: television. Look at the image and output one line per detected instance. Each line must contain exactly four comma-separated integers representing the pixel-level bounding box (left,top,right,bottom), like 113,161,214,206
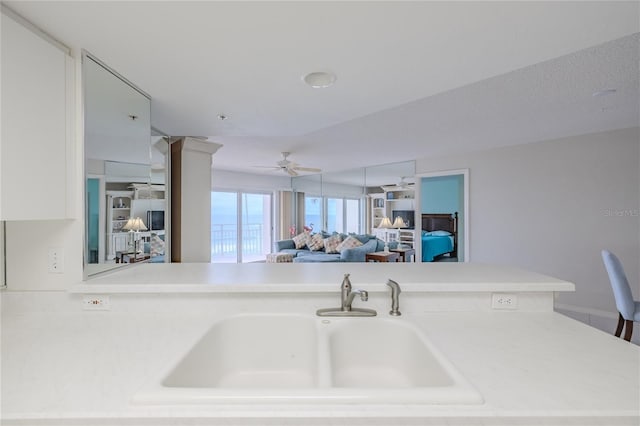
392,210,414,228
146,210,165,231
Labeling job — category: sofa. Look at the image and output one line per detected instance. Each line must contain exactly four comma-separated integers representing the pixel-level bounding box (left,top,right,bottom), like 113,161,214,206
274,233,396,263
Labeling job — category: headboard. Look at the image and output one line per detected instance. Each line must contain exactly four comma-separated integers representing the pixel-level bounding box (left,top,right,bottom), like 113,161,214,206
421,212,458,257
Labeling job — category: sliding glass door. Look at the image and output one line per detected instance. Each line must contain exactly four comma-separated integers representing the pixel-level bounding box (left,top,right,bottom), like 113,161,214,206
305,195,362,234
211,191,272,263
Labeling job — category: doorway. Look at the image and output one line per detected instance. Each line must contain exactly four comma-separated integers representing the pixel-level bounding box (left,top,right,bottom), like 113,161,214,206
415,169,469,262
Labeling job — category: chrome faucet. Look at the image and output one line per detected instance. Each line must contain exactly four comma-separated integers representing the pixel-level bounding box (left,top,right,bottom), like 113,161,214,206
386,279,402,316
341,274,368,310
316,273,377,317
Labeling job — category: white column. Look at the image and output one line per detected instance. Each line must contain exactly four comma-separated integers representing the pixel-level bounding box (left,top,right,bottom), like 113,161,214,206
174,137,222,262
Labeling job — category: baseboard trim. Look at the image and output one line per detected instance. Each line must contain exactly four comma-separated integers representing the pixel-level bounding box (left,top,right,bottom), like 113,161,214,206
554,303,618,320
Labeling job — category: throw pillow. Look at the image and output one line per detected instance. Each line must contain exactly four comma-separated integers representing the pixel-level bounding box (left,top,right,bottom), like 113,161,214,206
150,234,165,256
307,233,325,251
336,235,363,253
323,234,343,254
292,232,310,249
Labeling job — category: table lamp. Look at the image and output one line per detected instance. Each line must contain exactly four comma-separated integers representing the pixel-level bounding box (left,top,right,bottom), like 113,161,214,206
123,217,147,253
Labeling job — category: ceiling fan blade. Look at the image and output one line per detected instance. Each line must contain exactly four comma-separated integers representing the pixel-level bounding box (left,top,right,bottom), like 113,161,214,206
287,168,299,177
293,166,322,173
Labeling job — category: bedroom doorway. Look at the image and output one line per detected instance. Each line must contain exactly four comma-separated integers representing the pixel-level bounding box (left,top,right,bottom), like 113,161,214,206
415,169,469,262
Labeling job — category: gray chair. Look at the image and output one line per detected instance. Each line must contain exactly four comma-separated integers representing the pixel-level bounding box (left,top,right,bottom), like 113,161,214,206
601,250,640,342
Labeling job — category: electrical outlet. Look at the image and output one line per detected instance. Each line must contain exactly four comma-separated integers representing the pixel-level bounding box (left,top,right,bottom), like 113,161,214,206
492,293,518,310
48,247,64,273
82,295,110,311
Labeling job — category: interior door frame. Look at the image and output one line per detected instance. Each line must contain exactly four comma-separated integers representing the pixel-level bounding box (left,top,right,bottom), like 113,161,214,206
414,168,470,262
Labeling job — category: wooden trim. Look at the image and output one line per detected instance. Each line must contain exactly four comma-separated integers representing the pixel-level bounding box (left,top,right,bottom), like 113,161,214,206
623,319,633,342
170,139,183,262
615,312,625,337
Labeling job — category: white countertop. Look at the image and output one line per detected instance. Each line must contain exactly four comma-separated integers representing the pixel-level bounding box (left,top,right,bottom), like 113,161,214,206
74,262,575,293
1,309,638,425
3,263,635,425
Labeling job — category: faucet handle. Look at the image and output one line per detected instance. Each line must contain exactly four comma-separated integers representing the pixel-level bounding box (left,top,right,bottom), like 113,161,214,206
341,273,352,290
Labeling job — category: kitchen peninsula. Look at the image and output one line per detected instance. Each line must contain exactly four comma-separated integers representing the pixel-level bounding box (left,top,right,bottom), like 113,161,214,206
2,263,639,425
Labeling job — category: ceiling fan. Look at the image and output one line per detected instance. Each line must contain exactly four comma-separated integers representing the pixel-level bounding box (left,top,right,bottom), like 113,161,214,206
255,152,322,177
397,176,412,188
381,176,414,191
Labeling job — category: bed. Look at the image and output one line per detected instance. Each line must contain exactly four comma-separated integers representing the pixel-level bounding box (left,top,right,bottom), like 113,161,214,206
421,213,458,262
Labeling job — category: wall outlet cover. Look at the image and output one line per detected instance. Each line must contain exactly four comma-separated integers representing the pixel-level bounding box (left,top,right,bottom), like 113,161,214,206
47,247,64,273
492,293,518,310
82,295,111,311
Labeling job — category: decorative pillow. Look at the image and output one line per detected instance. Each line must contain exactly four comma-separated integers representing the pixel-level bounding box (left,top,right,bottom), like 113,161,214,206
351,233,375,244
431,230,452,236
337,235,363,253
424,230,452,237
292,232,310,249
150,234,165,256
307,233,325,251
323,234,343,254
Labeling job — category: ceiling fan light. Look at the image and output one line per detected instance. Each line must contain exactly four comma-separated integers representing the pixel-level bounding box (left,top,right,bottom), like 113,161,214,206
303,71,336,89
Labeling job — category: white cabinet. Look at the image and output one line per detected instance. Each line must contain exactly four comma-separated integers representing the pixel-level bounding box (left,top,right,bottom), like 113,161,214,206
370,186,416,245
373,228,416,249
0,10,74,220
106,191,133,260
370,194,386,230
384,189,415,226
398,229,416,248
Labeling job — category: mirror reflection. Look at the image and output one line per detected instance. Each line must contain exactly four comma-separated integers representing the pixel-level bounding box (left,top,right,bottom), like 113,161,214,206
276,161,418,264
84,53,167,276
81,53,452,272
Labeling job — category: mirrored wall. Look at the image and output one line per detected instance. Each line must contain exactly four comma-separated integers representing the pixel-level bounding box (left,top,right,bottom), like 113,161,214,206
290,161,415,236
83,53,168,277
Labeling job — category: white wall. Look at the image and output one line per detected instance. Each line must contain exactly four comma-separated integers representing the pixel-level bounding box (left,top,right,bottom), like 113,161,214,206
212,169,291,192
2,10,84,291
416,127,640,313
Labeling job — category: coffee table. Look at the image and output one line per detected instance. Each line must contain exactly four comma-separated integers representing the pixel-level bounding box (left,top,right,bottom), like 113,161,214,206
120,252,151,264
365,251,400,262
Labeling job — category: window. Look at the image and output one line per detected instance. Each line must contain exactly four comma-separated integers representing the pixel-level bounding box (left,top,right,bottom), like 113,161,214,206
345,199,360,233
304,196,322,232
326,198,344,233
305,195,362,234
211,191,272,263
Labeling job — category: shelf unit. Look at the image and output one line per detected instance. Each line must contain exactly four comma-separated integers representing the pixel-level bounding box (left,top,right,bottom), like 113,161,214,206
106,190,134,260
369,185,416,248
370,194,386,230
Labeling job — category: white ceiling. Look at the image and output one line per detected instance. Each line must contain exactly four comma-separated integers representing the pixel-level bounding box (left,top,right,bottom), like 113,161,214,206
6,1,639,176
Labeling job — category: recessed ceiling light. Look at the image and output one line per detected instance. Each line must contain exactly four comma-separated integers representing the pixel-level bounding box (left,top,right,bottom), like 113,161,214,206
303,71,337,88
592,88,617,97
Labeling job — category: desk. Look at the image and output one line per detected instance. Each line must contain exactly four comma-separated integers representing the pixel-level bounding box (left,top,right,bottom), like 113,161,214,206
365,251,400,262
390,247,416,262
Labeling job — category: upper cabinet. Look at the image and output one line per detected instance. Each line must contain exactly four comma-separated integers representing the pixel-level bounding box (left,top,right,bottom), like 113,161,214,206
0,8,75,220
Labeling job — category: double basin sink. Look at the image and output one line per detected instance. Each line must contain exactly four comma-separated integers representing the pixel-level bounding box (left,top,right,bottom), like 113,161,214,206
133,314,483,405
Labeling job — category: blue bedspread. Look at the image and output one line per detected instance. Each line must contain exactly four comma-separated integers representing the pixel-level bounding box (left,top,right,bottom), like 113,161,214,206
422,235,454,262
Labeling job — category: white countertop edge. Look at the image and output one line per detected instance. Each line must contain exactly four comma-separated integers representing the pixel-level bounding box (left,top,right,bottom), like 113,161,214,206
2,407,637,421
68,281,575,294
72,263,575,294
